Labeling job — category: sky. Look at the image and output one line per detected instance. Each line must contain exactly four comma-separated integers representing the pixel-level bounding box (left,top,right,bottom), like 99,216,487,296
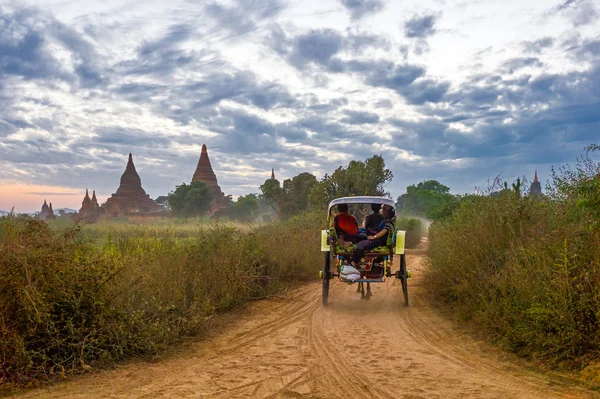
0,0,599,213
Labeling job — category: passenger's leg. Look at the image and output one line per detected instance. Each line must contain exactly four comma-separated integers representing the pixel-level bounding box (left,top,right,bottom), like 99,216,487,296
352,239,374,264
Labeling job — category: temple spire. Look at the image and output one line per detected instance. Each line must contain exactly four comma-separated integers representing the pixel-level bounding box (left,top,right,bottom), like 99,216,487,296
529,170,542,196
48,203,54,214
192,144,219,187
271,168,275,180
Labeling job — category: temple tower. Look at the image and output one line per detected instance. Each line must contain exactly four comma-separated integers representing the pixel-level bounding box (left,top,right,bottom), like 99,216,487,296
529,170,542,196
191,144,225,212
103,153,161,217
39,200,50,219
271,168,275,180
47,203,56,220
91,190,99,211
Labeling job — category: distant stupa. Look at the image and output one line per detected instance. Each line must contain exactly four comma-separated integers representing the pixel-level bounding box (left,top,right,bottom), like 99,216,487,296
103,153,161,217
271,168,275,180
47,202,56,220
192,145,223,195
529,170,542,196
40,200,49,219
191,144,226,213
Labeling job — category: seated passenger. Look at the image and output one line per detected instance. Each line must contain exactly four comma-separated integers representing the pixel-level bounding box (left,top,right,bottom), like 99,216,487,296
352,205,395,265
334,204,362,246
364,203,385,236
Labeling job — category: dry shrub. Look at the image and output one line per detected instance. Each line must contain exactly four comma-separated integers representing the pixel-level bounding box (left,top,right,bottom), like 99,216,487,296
426,180,600,368
397,217,424,248
0,214,321,387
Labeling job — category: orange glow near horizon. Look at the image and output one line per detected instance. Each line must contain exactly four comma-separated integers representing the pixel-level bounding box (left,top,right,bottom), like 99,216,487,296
0,183,108,214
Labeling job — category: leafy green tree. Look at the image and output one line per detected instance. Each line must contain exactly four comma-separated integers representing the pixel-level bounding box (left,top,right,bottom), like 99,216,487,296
259,173,318,218
282,172,318,215
397,180,458,220
168,181,213,217
308,155,393,209
259,178,284,214
230,194,259,222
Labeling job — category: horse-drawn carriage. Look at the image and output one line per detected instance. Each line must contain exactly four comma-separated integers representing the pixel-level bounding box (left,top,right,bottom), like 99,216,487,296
319,196,410,306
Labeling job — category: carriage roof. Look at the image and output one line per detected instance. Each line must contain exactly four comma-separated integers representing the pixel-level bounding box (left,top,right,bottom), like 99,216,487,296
327,196,396,216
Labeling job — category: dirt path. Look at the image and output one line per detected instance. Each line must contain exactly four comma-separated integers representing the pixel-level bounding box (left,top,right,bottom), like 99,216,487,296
10,246,594,398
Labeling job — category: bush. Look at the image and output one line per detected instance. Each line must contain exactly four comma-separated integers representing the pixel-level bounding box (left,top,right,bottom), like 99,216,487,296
425,151,600,368
0,214,321,387
397,217,424,248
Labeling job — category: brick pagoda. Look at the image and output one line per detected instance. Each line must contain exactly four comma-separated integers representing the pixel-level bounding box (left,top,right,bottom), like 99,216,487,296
192,144,226,213
103,153,161,217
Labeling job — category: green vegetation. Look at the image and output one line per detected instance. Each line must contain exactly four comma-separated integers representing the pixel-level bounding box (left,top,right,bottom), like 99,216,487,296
168,181,213,217
260,172,318,219
396,217,424,249
229,194,259,222
396,179,459,220
425,146,600,368
309,155,393,209
0,214,321,387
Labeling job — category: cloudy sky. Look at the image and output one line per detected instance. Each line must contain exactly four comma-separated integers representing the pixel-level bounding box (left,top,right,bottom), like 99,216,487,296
0,0,599,212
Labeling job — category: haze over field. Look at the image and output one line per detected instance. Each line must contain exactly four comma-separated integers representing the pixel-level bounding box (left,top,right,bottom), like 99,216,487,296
1,0,599,212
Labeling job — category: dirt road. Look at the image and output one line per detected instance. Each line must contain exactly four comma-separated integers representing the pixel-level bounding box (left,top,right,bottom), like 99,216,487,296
11,247,593,398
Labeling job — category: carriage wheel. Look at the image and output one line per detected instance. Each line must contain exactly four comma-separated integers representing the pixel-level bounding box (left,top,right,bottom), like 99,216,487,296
400,253,409,307
322,251,330,306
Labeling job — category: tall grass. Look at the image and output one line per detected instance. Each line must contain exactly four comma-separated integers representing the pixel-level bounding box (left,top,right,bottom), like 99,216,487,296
425,150,600,368
0,213,321,387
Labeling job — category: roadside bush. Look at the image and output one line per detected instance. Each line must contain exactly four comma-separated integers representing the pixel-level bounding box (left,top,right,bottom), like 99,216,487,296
0,214,321,387
397,217,424,248
425,149,600,368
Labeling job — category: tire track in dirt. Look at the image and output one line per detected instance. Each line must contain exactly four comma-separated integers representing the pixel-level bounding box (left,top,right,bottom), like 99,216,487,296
9,247,596,399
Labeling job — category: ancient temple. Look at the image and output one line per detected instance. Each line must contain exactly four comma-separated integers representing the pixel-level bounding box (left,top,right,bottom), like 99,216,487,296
102,153,162,217
529,171,542,196
47,203,56,220
91,190,99,210
191,144,226,213
79,189,101,221
271,168,275,180
39,200,55,220
39,200,49,218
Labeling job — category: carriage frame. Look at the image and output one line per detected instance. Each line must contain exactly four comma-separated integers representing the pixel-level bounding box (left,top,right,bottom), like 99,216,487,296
319,196,410,306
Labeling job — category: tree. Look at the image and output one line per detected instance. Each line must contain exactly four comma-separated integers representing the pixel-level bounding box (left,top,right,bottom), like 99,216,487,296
229,194,259,222
259,172,318,218
309,155,393,209
281,172,318,215
396,180,458,220
168,181,213,217
259,178,284,214
155,195,169,210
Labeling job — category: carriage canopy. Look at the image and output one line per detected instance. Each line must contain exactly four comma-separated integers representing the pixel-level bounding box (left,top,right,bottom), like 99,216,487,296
327,196,396,217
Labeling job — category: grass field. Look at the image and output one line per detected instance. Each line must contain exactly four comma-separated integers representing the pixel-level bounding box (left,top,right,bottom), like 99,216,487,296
0,213,322,387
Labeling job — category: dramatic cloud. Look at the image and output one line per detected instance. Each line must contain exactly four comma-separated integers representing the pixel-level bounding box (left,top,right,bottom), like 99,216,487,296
404,14,437,38
522,37,554,53
340,0,385,20
554,0,598,26
1,0,599,212
500,57,544,74
340,110,380,124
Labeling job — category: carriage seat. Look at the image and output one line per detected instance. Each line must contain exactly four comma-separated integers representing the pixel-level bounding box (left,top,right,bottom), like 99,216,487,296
329,217,396,257
332,243,392,257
